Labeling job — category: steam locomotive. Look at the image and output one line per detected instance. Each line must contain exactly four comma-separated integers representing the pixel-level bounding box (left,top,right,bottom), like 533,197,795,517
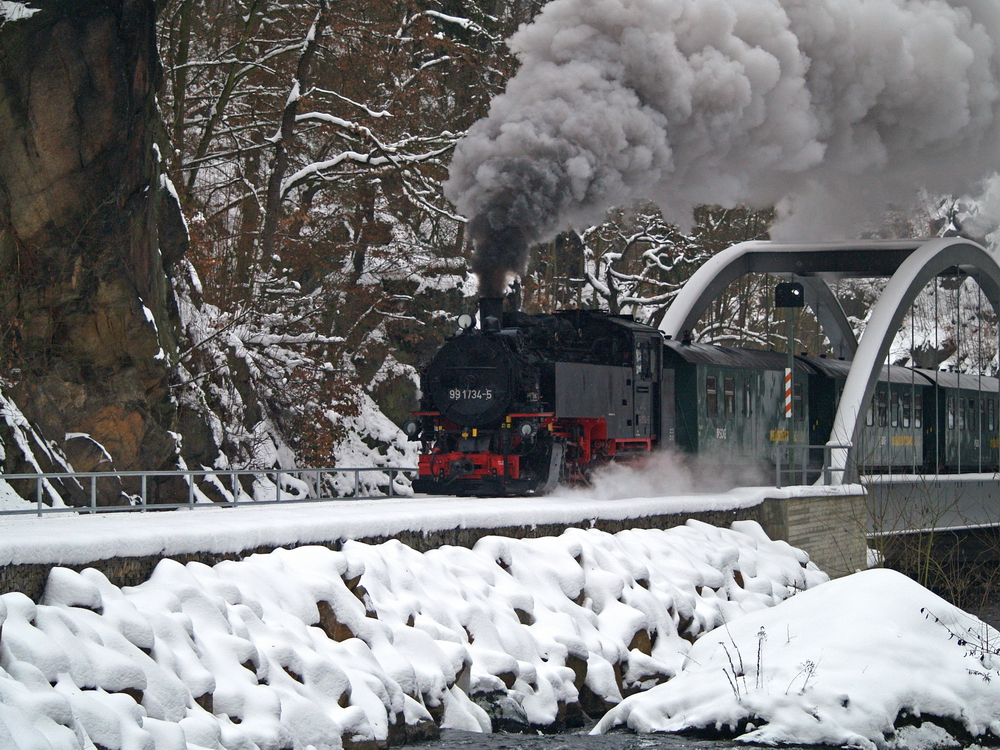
402,299,1000,496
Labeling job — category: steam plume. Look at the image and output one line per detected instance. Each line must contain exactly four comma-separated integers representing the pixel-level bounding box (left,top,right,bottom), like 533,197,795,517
445,0,1000,295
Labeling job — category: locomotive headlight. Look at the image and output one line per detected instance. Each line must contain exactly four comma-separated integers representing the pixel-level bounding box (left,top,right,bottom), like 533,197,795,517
457,313,474,330
402,420,421,439
517,421,537,439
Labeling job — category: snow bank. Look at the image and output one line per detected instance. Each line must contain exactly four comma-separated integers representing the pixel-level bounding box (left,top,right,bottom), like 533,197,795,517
0,2,39,22
0,521,824,748
594,567,1000,749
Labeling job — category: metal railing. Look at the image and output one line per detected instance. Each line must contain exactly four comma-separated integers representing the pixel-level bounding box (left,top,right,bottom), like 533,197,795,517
774,444,851,488
0,466,418,517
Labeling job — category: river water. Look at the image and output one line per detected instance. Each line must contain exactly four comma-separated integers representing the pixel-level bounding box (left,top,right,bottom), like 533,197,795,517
415,728,755,750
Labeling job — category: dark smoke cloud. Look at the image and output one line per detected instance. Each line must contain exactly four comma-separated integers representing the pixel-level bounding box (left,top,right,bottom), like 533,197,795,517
445,0,1000,294
465,155,570,296
468,215,530,299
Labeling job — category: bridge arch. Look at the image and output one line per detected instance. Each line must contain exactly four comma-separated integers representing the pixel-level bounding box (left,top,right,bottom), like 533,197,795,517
659,238,1000,483
827,238,1000,481
660,239,940,357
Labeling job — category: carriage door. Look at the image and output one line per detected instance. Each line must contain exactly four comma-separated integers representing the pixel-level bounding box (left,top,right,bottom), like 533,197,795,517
634,336,656,439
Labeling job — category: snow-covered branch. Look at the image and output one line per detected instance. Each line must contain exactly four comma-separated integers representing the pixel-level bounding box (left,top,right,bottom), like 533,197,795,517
280,142,453,198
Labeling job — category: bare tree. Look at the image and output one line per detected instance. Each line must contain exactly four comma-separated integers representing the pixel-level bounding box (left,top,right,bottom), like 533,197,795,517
156,0,527,469
522,204,776,336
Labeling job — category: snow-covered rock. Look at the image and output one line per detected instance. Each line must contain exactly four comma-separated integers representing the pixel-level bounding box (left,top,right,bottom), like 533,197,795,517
594,567,1000,749
0,521,823,748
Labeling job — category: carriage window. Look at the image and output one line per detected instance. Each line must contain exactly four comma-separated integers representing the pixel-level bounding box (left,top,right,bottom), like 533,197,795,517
890,392,899,428
793,383,803,420
636,343,652,379
866,403,874,427
981,399,987,433
948,396,955,430
742,381,752,417
877,389,887,427
970,397,978,431
959,398,966,431
902,391,911,428
724,377,735,416
915,398,922,429
990,399,996,432
706,375,718,415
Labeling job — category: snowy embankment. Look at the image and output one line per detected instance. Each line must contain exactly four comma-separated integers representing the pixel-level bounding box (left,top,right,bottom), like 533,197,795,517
5,518,1000,750
595,568,1000,750
1,521,825,750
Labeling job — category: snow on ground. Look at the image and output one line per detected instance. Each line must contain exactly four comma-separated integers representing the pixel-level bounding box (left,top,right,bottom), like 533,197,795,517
0,520,826,749
594,568,1000,750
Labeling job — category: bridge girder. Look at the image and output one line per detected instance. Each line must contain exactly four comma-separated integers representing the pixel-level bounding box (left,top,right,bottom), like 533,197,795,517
659,238,1000,484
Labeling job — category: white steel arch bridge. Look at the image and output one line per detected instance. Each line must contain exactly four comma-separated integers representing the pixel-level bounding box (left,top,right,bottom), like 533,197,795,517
660,237,1000,489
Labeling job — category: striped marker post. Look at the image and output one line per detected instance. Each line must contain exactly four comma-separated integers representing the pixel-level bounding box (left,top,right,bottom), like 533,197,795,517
784,368,793,419
775,281,803,426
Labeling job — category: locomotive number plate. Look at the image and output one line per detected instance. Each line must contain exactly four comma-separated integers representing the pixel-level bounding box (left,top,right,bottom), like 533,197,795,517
449,388,494,400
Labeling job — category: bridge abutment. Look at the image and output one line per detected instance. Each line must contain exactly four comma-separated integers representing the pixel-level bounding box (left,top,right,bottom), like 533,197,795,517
762,491,869,578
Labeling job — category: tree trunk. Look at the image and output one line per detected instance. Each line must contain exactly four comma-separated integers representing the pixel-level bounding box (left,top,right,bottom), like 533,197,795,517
0,0,188,474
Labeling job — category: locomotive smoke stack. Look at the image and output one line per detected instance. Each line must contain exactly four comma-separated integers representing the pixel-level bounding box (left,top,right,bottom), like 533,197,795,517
479,296,504,331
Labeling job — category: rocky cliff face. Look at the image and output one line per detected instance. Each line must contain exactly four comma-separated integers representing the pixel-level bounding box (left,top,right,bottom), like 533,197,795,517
0,0,192,483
